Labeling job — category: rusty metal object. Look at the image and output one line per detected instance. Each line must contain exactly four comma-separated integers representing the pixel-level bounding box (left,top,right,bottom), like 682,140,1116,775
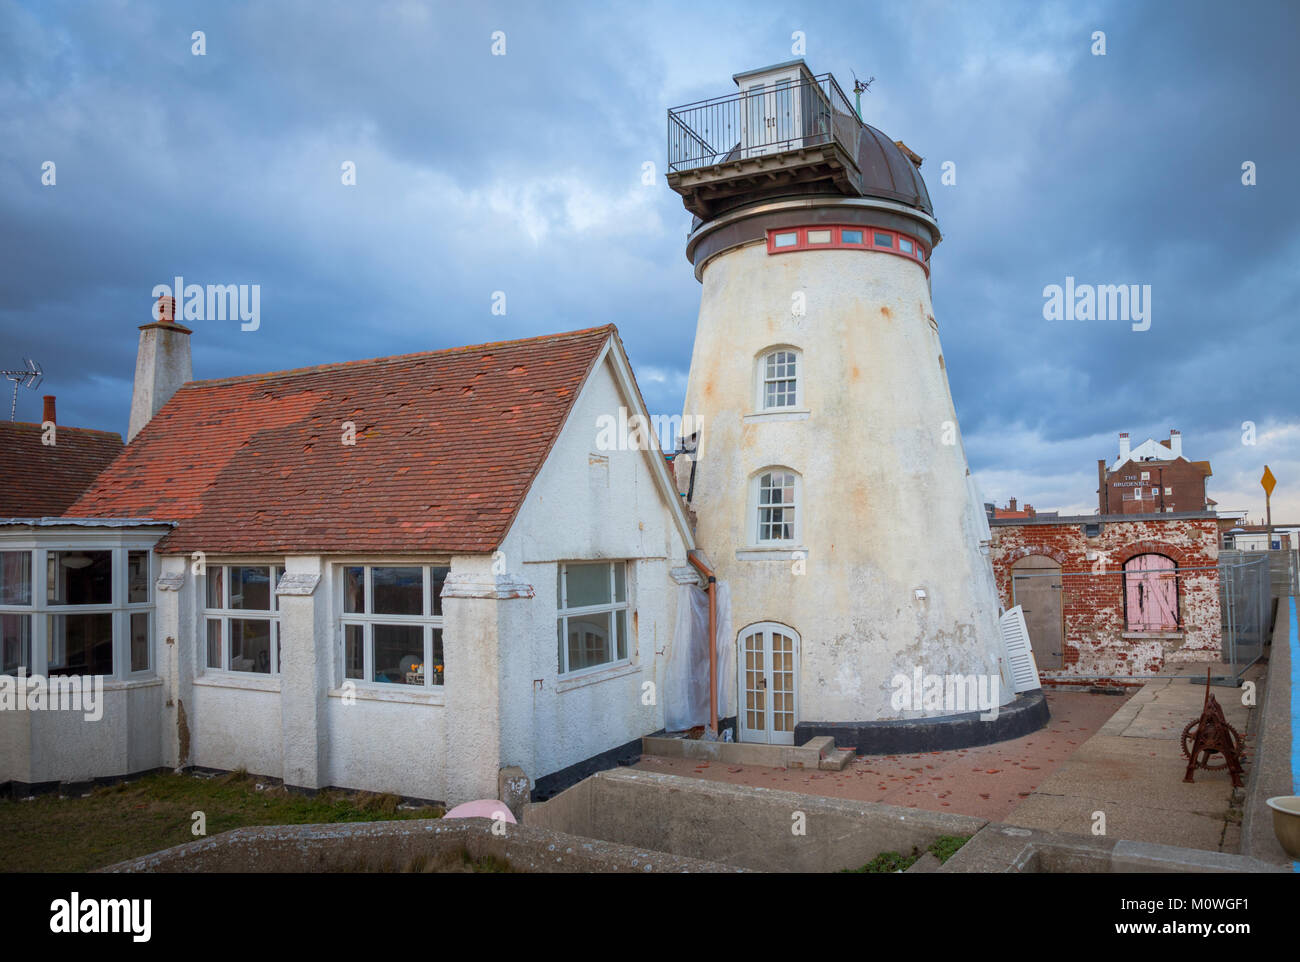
1181,669,1245,787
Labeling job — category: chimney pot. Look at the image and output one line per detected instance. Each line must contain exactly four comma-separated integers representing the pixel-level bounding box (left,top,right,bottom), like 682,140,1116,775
156,295,176,323
42,395,55,425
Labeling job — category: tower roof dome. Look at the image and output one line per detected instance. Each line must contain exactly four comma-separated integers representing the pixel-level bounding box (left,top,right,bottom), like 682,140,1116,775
854,125,933,216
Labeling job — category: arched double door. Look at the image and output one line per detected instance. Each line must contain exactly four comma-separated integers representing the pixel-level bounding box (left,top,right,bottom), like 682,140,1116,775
738,623,799,745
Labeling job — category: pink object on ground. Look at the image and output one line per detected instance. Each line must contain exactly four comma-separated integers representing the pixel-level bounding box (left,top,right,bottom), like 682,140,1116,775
443,799,517,823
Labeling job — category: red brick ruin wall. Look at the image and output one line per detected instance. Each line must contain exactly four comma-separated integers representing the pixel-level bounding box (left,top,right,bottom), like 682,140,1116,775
989,519,1221,687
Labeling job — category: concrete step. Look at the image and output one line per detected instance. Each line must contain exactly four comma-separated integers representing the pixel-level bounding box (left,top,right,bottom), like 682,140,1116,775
819,748,855,771
802,735,835,757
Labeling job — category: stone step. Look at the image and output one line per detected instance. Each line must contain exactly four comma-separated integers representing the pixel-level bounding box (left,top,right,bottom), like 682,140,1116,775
802,735,835,757
818,748,855,771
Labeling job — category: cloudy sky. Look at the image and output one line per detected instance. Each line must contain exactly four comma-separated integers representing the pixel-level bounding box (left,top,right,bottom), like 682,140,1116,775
3,0,1297,521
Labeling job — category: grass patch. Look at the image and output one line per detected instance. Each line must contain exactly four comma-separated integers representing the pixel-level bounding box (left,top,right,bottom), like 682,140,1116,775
843,834,973,873
0,772,443,872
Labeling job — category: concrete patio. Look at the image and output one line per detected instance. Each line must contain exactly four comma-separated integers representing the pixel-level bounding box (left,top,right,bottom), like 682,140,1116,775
1004,670,1259,852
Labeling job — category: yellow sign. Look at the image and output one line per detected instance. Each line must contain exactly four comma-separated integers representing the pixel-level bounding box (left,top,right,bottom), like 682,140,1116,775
1261,465,1276,498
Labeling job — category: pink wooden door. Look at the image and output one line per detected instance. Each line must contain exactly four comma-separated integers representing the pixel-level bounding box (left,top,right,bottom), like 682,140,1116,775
1124,554,1178,630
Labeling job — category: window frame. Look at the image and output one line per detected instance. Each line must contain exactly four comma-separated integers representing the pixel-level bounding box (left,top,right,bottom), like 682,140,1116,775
750,468,802,546
765,224,930,274
0,546,155,679
755,347,803,412
202,564,283,676
338,564,448,690
556,561,632,678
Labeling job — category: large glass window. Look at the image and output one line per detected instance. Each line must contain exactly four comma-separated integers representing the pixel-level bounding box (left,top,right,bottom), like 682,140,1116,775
340,565,448,688
1,613,31,675
0,547,154,677
556,562,630,676
47,551,112,605
0,551,32,606
204,565,282,675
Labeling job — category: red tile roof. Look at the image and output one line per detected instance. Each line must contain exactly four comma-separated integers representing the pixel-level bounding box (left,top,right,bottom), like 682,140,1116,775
67,326,616,554
0,421,124,517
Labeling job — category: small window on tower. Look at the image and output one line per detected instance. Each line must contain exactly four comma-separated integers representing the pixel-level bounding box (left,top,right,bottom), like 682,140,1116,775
773,231,798,248
899,237,914,254
841,229,863,244
757,349,800,410
806,229,831,244
753,469,800,544
873,232,893,248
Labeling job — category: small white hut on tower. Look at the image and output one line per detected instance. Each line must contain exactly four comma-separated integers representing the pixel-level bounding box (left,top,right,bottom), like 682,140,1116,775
666,60,1046,752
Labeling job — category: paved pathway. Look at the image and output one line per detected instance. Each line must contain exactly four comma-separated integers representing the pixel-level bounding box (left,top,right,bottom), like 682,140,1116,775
1003,670,1259,852
634,690,1125,822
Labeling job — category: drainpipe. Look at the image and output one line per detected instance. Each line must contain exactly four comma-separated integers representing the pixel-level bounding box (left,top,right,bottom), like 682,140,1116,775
687,550,718,735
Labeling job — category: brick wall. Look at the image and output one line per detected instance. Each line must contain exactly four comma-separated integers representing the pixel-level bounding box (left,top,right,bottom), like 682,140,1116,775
990,517,1221,687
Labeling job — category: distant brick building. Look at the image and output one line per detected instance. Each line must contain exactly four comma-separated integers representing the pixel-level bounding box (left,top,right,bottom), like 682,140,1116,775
1097,430,1212,515
986,497,1058,521
989,513,1221,687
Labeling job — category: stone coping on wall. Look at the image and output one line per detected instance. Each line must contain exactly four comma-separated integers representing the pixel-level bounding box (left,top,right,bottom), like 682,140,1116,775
100,817,743,874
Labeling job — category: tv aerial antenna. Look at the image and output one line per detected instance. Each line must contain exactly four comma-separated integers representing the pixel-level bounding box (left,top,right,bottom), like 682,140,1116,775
2,358,43,421
851,71,875,121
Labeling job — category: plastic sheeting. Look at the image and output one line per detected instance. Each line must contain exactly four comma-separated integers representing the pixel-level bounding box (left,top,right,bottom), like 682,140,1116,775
663,579,734,732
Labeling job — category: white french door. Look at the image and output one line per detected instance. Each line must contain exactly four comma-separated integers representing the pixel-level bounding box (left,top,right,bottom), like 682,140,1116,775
738,623,799,744
741,73,802,158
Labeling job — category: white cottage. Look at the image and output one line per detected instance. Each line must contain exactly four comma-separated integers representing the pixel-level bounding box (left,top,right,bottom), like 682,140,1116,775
0,315,699,806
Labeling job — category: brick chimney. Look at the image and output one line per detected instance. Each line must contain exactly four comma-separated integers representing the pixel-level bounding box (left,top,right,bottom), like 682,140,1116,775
1008,497,1017,512
1168,429,1182,459
1118,432,1131,463
42,395,55,425
128,294,192,443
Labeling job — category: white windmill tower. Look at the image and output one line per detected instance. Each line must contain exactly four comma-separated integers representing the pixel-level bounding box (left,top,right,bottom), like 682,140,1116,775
666,60,1042,751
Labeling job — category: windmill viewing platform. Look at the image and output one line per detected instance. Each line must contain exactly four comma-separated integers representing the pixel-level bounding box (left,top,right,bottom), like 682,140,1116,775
666,67,862,219
665,60,935,223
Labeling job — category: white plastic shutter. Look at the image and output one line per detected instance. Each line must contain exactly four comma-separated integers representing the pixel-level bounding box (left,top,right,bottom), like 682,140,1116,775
999,605,1041,693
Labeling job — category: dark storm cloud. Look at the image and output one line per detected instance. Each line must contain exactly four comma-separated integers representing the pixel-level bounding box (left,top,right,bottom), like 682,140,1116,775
1,0,1296,516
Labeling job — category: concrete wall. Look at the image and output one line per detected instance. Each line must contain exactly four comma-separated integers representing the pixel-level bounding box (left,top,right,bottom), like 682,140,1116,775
188,679,284,778
680,228,1008,726
528,768,985,872
2,679,162,785
990,517,1221,684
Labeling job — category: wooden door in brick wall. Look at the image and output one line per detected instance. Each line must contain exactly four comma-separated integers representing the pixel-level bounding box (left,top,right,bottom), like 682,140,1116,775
1123,554,1179,630
1011,555,1064,669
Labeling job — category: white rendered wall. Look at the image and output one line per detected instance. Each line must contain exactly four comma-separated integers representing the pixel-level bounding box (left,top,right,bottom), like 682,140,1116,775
497,355,688,784
682,239,1009,724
